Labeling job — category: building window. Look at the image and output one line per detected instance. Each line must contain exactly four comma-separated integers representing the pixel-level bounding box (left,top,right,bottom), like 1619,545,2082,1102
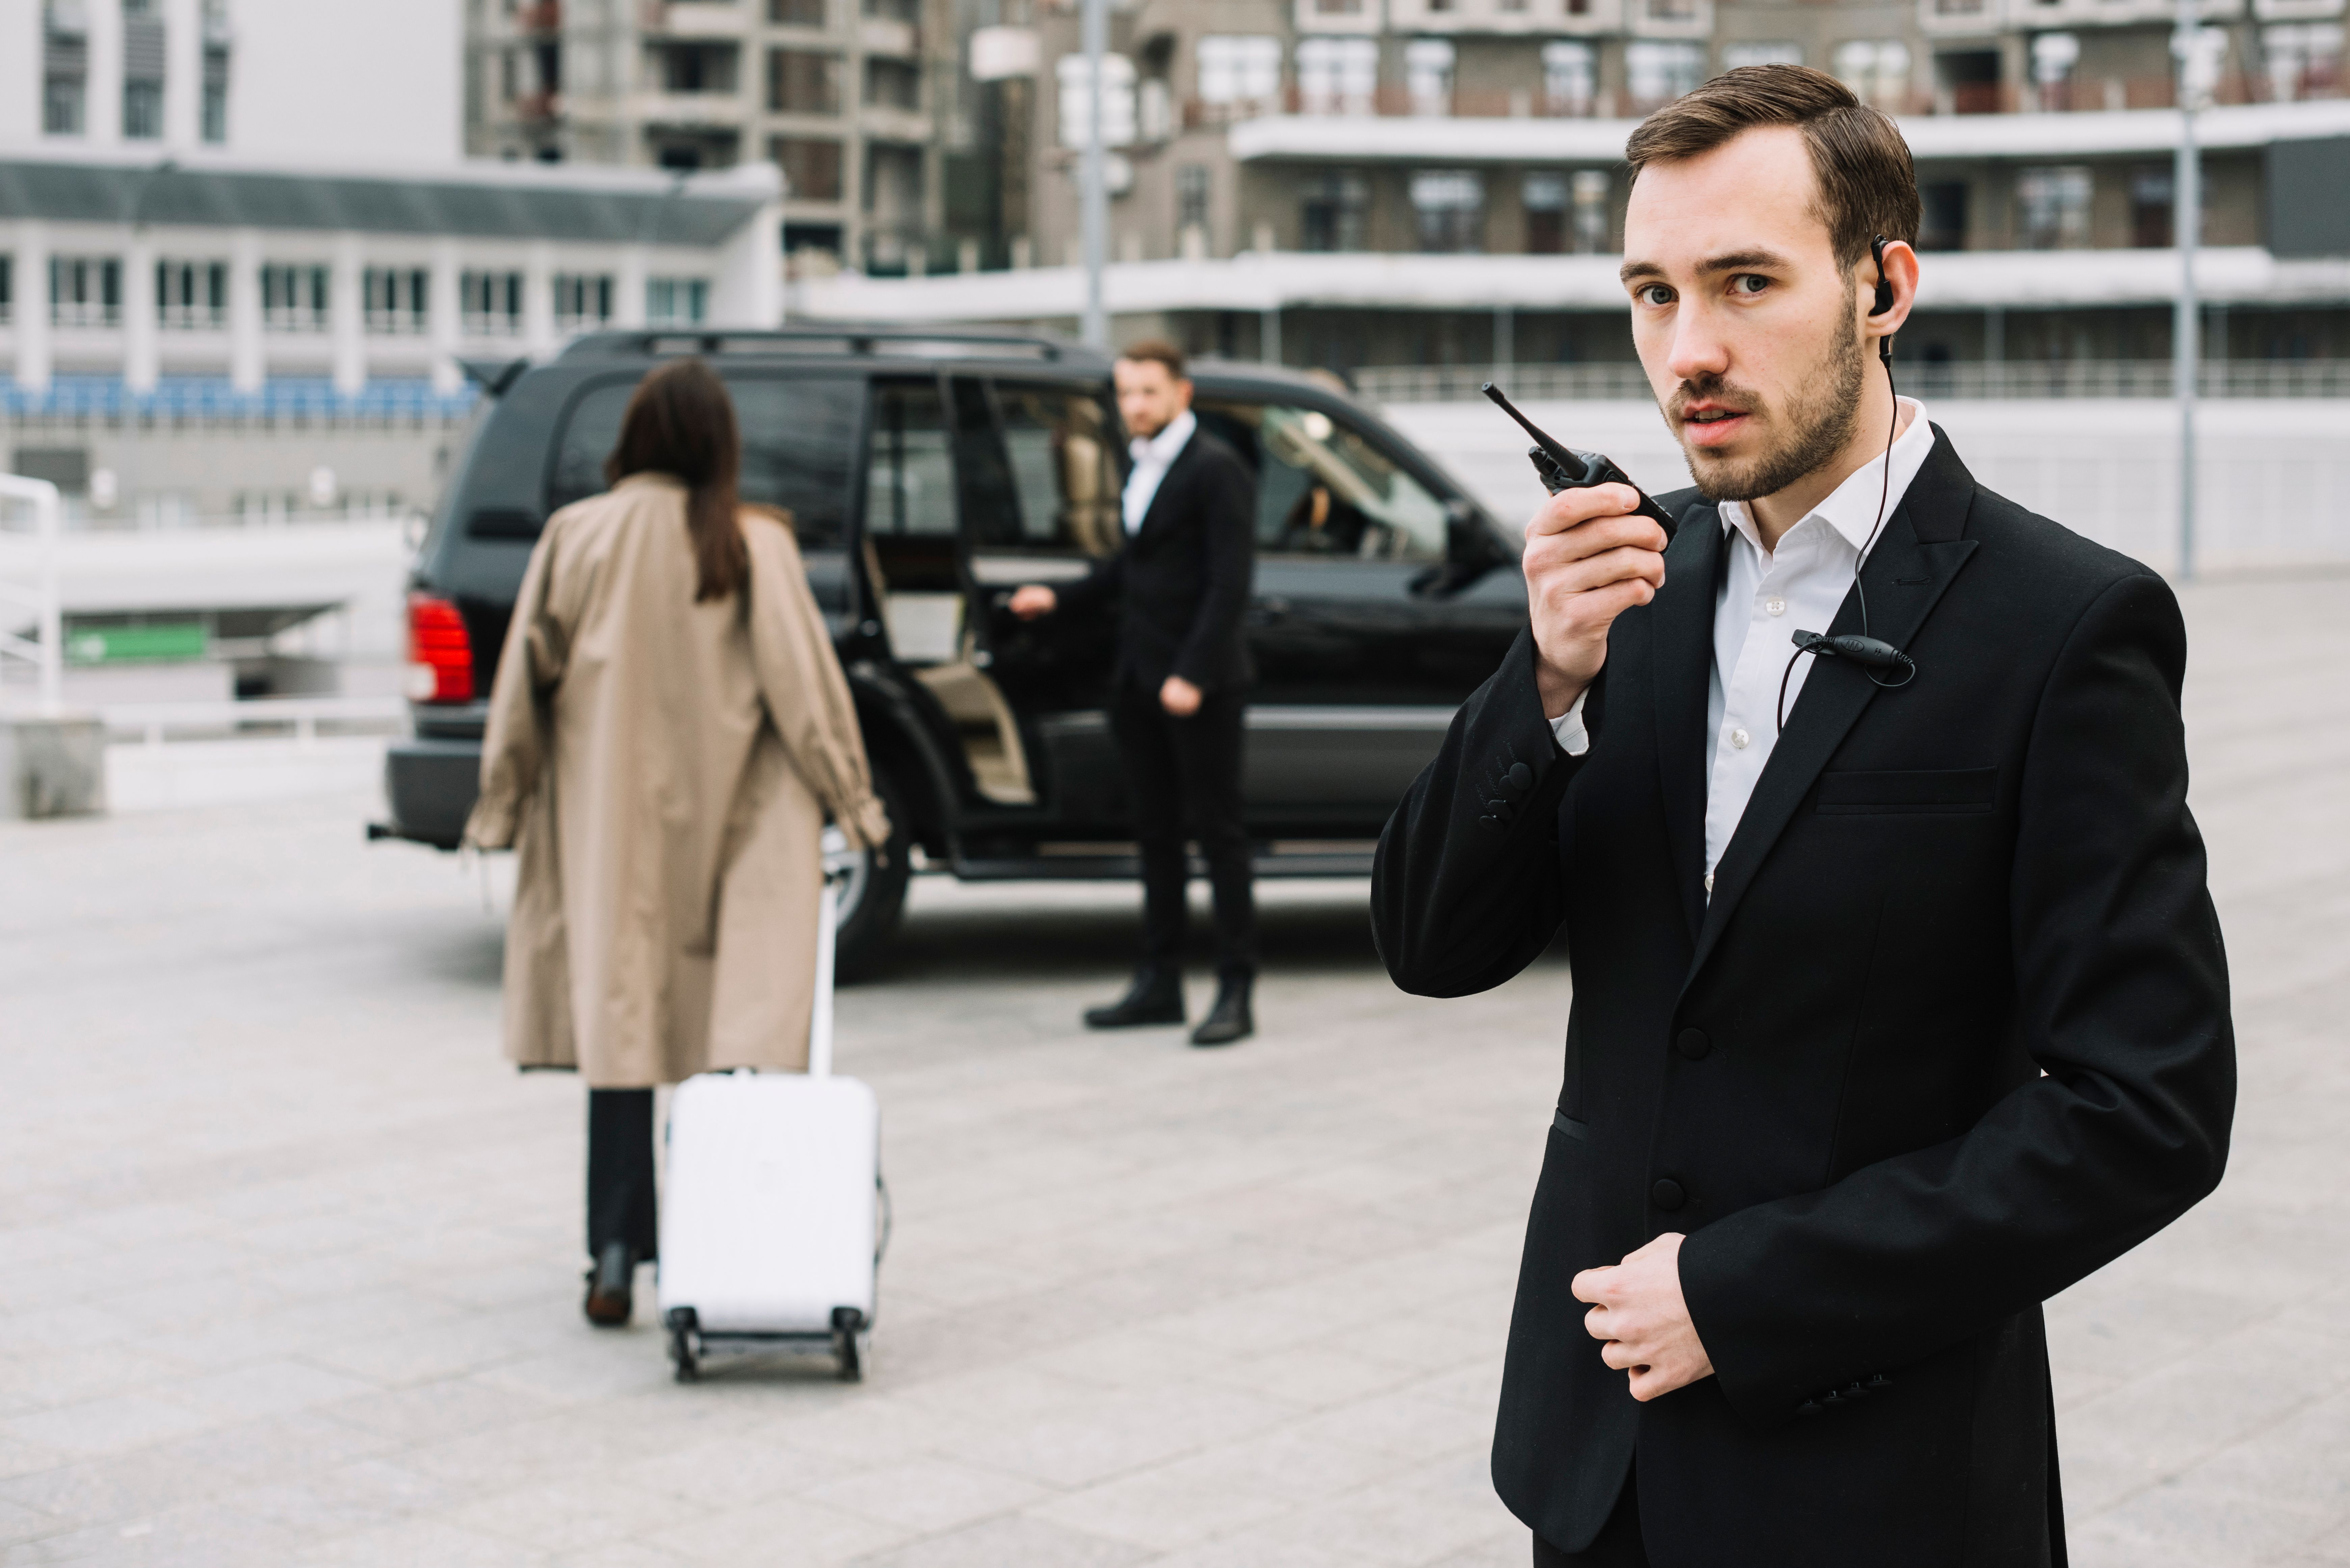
1405,39,1455,117
647,277,708,326
1176,164,1212,235
1297,37,1377,116
1832,39,1910,111
1641,0,1700,22
0,256,13,326
1542,42,1595,117
866,57,920,110
1572,169,1610,253
1722,42,1802,72
44,2,88,135
2264,24,2343,103
2130,168,2173,249
2025,32,2077,111
1524,173,1567,255
769,48,843,114
1625,42,1705,112
50,257,122,327
461,270,524,335
2016,165,2092,251
658,43,738,95
1411,169,1484,254
364,267,429,334
203,50,229,142
1311,0,1365,13
1300,171,1368,253
1197,35,1281,114
122,0,166,140
261,264,330,331
1920,180,1969,251
157,260,228,329
770,0,826,23
1056,54,1137,148
1935,50,2001,115
772,136,844,201
553,273,613,331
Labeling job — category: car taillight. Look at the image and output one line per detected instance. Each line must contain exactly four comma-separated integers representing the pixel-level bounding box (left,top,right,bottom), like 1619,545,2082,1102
406,593,475,703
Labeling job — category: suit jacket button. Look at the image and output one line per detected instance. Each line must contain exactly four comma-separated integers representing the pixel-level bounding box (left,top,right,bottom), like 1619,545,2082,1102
1650,1178,1686,1211
1674,1028,1711,1060
1505,762,1534,795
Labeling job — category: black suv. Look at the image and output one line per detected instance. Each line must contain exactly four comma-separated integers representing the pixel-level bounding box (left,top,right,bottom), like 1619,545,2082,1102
379,326,1530,973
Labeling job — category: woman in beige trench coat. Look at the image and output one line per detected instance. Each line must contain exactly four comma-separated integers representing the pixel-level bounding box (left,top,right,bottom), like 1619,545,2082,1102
463,357,889,1327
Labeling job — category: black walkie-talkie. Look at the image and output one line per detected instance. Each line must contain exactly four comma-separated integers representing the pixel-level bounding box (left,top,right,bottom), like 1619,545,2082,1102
1481,384,1678,541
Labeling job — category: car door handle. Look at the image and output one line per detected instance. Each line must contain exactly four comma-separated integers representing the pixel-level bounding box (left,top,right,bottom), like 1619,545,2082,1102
1256,596,1291,620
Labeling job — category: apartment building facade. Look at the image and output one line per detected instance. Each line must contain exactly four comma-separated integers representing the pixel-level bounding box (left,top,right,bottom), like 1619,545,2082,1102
466,0,964,276
797,0,2350,381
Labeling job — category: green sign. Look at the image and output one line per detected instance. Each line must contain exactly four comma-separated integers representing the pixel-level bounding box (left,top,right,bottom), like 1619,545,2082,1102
64,624,210,665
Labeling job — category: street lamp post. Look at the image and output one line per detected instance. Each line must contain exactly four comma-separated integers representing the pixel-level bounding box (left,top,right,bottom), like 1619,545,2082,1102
1079,0,1109,349
2172,0,2211,581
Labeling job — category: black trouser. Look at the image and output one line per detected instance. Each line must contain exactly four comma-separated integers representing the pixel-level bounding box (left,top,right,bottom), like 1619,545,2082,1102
586,1088,658,1262
1533,1470,1647,1567
1109,676,1257,979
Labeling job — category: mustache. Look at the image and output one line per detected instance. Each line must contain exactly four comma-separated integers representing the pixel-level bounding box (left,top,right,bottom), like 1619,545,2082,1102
1667,376,1761,422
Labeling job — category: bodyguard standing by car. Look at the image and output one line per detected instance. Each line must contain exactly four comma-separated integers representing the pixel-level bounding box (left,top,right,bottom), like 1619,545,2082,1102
1010,340,1259,1046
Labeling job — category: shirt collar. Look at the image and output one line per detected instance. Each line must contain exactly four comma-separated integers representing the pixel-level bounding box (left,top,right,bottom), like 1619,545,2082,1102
1131,408,1197,466
1718,396,1935,561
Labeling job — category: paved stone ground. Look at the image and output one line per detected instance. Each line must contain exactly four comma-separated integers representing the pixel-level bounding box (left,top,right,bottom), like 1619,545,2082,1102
2,573,2345,1568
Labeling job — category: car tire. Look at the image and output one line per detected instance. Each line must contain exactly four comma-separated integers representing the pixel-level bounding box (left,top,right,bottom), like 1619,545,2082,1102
831,767,912,983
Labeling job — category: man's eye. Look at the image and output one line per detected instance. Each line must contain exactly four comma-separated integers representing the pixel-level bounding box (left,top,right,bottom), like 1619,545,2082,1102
1636,285,1675,307
1731,274,1770,295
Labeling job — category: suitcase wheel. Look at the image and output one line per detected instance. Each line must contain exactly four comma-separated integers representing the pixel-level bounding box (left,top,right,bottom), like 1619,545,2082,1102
665,1307,700,1384
832,1306,865,1383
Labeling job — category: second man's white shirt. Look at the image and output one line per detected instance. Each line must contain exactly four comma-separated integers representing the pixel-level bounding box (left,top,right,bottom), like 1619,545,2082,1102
1123,408,1198,535
1550,396,1936,894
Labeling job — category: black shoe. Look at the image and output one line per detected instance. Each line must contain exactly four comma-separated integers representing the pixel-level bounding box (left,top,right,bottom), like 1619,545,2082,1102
1083,968,1186,1029
1189,974,1254,1047
583,1240,637,1327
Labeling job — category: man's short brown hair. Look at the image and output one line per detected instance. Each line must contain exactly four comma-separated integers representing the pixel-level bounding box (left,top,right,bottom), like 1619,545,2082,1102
1116,338,1188,380
1624,64,1920,270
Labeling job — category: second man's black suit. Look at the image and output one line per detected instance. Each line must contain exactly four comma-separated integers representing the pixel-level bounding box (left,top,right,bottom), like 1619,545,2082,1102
1370,430,2235,1565
1060,424,1259,978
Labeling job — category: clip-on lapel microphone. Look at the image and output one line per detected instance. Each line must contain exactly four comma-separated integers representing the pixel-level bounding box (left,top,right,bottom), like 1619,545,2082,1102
1777,233,1919,731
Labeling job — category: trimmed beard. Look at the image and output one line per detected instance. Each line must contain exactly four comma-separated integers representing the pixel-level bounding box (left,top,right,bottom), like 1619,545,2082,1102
1673,298,1866,505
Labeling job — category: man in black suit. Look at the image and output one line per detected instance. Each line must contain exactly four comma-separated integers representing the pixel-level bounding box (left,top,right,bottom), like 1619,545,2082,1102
1011,339,1260,1046
1371,67,2234,1565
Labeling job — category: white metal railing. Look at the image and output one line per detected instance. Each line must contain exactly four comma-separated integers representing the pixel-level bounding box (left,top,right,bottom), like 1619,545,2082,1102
0,474,64,715
1358,357,2350,405
99,696,408,747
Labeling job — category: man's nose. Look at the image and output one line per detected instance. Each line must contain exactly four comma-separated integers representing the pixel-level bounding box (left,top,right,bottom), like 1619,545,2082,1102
1664,308,1731,387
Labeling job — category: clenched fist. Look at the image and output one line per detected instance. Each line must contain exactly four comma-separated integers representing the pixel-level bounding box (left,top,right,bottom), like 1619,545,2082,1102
1523,482,1669,719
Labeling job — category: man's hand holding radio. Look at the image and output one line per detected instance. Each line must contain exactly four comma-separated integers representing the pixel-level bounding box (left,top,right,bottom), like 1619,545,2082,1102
1524,482,1670,720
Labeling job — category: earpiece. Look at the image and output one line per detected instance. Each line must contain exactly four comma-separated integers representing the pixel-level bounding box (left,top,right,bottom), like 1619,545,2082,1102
1868,235,1895,317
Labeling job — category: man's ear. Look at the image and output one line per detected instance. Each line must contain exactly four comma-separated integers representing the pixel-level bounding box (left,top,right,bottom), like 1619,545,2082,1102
1862,239,1921,346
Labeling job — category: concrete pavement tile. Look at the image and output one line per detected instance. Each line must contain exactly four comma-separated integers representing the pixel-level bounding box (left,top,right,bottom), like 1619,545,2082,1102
644,1493,910,1566
0,1353,198,1419
1286,1389,1492,1464
801,1458,1052,1534
293,1309,546,1385
302,1514,552,1567
1235,1476,1520,1568
0,1449,245,1531
0,1500,63,1549
451,1477,706,1552
0,1500,305,1568
316,1375,557,1444
1194,1344,1415,1410
1029,1458,1297,1550
152,1360,378,1425
2067,1482,2334,1568
755,1395,991,1467
618,1438,862,1510
0,1311,143,1360
928,1385,1300,1489
844,1515,1149,1568
1038,1330,1234,1396
545,1544,695,1568
0,1397,215,1459
1143,1537,1365,1568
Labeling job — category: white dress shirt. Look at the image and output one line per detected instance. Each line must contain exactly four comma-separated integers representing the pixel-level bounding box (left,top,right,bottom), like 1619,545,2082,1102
1550,397,1936,893
1123,408,1197,534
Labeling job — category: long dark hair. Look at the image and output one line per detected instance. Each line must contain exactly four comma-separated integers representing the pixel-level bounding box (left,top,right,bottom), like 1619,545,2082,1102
604,357,748,602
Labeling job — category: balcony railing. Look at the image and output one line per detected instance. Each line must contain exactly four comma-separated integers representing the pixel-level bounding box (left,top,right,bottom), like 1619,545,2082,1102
158,305,227,331
1354,357,2350,404
364,309,428,337
1186,66,2341,129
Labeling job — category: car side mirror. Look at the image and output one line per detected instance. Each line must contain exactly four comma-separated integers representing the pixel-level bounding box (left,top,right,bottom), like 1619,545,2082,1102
1415,499,1501,597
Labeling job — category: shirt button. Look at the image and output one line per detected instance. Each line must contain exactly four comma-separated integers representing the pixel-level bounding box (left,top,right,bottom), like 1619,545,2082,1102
1703,871,1715,894
1765,596,1787,616
1730,728,1750,750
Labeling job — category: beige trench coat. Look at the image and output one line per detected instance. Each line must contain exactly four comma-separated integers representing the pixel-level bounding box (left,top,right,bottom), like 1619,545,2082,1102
464,473,890,1087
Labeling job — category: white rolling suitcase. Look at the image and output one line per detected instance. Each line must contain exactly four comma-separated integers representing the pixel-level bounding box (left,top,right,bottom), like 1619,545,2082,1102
657,858,884,1382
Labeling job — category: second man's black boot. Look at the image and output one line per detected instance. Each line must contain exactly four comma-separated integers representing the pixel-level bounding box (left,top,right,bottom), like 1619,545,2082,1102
1189,972,1254,1047
1083,967,1186,1029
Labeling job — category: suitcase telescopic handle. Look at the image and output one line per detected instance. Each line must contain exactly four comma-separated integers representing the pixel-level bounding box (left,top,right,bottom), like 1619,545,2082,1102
809,865,844,1079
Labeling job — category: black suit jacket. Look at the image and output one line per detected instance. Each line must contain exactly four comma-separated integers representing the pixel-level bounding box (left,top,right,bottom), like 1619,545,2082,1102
1058,425,1256,693
1369,430,2234,1566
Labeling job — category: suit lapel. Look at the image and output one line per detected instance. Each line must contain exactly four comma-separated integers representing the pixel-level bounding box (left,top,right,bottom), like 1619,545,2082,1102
1650,502,1722,944
1131,435,1203,542
1682,428,1982,991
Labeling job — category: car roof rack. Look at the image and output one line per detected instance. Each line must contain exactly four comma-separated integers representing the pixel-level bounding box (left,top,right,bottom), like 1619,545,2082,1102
558,325,1089,363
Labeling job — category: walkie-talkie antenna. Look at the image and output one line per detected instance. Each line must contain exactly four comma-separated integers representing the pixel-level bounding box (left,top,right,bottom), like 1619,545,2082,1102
1482,383,1582,476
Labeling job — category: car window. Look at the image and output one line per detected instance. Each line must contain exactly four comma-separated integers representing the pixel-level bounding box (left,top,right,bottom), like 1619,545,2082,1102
547,372,860,547
992,382,1122,557
1194,400,1450,563
862,381,957,537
